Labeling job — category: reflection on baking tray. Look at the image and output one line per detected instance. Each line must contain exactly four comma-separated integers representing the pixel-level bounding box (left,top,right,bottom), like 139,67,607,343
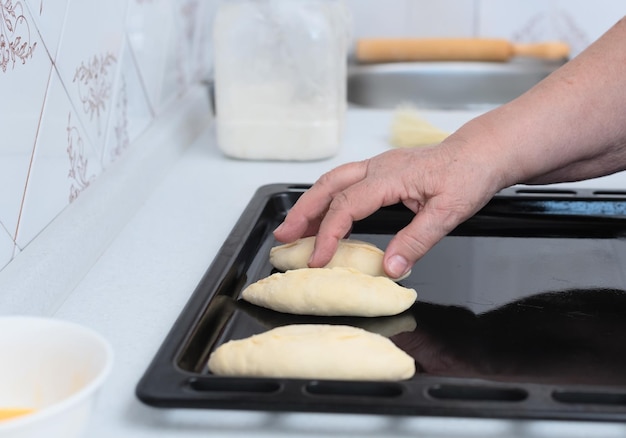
394,287,626,385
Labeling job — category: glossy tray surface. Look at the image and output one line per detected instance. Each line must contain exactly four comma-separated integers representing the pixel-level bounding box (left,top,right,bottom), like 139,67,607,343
137,184,626,421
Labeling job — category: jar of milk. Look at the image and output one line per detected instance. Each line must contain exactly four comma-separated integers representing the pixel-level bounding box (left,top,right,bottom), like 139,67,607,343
213,0,350,161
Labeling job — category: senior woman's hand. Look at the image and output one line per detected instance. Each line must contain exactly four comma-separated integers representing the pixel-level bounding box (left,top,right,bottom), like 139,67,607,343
275,16,626,278
274,139,504,279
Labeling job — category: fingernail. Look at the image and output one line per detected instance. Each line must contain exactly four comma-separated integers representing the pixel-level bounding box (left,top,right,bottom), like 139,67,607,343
273,223,284,234
387,255,409,278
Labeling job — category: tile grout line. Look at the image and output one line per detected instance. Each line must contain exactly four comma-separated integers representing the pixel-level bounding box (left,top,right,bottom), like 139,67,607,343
13,54,56,251
125,31,157,119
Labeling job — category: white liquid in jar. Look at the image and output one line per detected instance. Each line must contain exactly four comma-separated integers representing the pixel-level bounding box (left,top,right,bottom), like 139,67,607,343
215,82,343,161
217,119,341,161
213,0,347,161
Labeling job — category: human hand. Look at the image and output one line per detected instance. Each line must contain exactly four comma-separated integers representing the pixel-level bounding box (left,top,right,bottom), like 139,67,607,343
277,16,626,278
274,140,505,278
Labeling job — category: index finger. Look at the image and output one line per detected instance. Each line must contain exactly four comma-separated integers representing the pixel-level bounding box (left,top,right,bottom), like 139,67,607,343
273,160,368,243
309,176,395,267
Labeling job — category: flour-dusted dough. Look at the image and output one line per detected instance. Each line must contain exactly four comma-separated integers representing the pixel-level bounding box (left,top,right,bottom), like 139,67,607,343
207,324,416,381
270,236,411,281
241,267,417,317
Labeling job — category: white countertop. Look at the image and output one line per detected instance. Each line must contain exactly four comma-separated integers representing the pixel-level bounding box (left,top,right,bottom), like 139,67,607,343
13,104,626,437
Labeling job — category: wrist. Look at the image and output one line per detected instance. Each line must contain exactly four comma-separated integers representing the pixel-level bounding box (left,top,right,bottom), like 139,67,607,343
442,114,521,194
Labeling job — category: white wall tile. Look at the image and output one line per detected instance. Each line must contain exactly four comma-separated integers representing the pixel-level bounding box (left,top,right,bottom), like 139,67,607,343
555,0,626,55
127,0,178,114
0,0,216,266
345,0,411,39
190,0,219,81
158,0,196,109
17,70,102,248
0,2,51,239
477,0,554,40
346,0,624,51
406,0,477,37
478,0,626,56
25,0,70,62
0,223,16,270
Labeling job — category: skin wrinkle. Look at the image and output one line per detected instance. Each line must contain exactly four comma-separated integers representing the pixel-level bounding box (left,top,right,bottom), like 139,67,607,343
326,191,356,235
387,149,483,270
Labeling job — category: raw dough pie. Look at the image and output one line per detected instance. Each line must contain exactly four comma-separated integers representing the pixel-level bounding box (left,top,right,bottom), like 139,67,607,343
270,236,411,281
241,267,417,317
207,324,416,381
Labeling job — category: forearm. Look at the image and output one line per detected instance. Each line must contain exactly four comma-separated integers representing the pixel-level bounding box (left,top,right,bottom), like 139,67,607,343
448,16,626,188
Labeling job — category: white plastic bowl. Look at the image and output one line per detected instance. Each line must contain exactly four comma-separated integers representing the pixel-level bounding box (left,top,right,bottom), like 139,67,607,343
0,316,113,438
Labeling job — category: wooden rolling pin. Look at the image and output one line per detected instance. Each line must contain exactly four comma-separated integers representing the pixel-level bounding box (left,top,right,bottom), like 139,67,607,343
355,38,570,63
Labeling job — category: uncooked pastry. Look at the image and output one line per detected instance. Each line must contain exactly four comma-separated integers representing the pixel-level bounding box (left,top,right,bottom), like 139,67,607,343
270,236,411,281
207,324,416,381
389,105,449,148
241,267,417,317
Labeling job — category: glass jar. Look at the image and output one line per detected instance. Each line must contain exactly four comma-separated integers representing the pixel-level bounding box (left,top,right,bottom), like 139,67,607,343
213,0,350,161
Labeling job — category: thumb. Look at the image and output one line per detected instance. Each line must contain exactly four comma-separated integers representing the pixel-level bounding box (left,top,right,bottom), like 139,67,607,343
383,208,455,278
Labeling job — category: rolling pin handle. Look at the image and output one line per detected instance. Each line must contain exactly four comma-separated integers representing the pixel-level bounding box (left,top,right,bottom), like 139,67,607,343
512,41,570,61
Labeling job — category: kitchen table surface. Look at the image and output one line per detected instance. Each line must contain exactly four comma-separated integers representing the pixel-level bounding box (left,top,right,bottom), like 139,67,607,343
31,107,626,437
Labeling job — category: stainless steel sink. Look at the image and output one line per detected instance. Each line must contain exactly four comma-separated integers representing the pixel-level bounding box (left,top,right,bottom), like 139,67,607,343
347,60,562,110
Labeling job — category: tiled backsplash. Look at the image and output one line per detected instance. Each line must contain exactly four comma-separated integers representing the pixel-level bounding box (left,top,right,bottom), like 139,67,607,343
0,0,216,270
1,0,625,272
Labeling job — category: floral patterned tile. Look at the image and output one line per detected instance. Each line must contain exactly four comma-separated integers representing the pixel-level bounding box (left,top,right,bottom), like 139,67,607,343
53,0,126,164
101,38,153,168
16,68,102,249
1,0,39,73
0,1,52,239
24,0,70,62
1,0,221,267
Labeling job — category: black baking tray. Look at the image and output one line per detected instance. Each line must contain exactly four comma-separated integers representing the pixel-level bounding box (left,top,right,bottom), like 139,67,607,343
137,183,626,421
